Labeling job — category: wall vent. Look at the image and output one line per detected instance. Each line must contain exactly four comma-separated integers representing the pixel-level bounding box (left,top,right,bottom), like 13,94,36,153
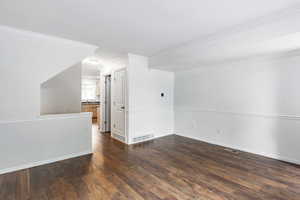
112,133,126,143
133,134,154,143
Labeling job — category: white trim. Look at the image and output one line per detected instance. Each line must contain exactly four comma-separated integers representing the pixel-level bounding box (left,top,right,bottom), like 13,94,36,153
0,112,92,124
39,112,92,119
0,150,93,175
175,108,300,121
175,133,300,165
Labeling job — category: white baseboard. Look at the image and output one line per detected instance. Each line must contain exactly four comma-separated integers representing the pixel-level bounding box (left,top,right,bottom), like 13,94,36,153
0,150,93,175
175,133,300,166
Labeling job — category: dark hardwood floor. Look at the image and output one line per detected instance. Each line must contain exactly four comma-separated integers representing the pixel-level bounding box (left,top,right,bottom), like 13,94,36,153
1,125,300,200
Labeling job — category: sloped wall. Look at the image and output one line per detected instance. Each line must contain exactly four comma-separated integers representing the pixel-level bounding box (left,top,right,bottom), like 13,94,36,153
0,25,97,121
40,63,82,115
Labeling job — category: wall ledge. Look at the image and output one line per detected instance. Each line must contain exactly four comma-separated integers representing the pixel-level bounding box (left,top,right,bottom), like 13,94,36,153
175,108,300,121
0,112,92,124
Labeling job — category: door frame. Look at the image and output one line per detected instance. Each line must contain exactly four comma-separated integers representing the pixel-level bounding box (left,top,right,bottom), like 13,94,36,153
111,67,128,144
100,67,128,143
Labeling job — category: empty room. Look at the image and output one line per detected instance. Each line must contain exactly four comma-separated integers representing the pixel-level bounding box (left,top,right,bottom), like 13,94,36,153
1,0,300,199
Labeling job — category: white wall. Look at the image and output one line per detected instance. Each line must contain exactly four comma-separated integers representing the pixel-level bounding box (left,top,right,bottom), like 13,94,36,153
41,63,82,115
175,52,300,164
127,54,174,143
0,113,92,174
0,25,97,121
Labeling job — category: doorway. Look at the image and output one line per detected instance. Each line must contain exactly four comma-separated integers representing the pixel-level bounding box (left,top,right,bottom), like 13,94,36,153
103,75,111,132
81,62,101,125
100,68,127,143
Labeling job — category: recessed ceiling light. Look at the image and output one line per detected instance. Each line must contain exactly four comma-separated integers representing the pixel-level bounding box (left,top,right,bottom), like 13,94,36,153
83,57,102,65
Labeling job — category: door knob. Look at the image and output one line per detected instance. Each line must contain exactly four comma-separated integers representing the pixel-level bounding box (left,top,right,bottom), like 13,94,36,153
121,106,125,109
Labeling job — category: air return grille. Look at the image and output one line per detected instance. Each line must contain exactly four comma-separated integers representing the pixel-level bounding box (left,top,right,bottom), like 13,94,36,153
133,134,154,143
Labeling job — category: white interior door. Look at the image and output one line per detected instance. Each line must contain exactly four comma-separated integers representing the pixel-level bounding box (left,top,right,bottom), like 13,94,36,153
111,69,126,141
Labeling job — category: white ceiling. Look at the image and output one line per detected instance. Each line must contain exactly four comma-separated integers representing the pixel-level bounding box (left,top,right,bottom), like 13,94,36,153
94,48,128,68
150,5,300,70
1,0,300,71
82,58,101,79
82,48,128,77
1,0,298,56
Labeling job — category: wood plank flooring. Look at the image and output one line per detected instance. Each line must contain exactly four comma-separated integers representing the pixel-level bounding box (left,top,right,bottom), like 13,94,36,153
1,125,300,200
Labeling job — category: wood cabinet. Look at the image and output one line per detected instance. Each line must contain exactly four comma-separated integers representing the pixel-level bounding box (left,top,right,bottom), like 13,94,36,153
97,107,100,125
81,103,100,123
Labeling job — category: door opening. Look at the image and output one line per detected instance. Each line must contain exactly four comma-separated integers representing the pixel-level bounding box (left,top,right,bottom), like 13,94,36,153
103,75,111,132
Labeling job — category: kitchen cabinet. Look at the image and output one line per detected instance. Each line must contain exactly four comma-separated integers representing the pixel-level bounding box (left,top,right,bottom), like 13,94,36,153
81,103,100,123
